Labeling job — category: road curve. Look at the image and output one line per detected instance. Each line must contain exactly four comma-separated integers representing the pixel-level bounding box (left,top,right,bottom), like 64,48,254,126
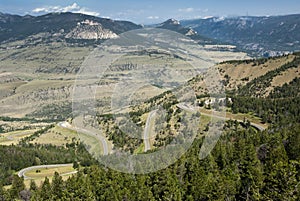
18,163,75,180
58,120,109,155
177,103,266,131
143,110,157,152
199,110,266,131
176,103,198,113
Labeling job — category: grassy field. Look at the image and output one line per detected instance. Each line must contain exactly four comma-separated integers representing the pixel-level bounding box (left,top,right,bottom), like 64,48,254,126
24,165,76,179
0,43,90,74
23,165,76,188
31,125,79,146
4,165,77,189
77,131,105,157
0,129,37,145
218,54,296,91
31,122,112,156
199,108,267,129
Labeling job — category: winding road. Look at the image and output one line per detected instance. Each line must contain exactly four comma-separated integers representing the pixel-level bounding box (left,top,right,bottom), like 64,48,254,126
198,109,266,131
176,103,198,114
58,102,265,156
177,103,266,131
143,110,157,152
58,120,109,155
18,163,76,179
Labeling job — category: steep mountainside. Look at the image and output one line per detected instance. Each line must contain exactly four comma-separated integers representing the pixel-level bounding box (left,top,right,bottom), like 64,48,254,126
181,14,300,57
217,52,300,97
187,52,300,100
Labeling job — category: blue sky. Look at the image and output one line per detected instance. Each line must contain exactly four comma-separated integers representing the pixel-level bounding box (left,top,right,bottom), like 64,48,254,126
0,0,299,24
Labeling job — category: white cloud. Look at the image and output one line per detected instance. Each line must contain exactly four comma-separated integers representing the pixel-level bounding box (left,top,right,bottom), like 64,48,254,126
147,16,159,19
32,3,100,16
178,8,209,14
178,8,194,13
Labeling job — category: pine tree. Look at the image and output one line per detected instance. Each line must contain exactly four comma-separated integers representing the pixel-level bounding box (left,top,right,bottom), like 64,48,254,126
263,161,298,200
51,172,64,199
40,177,51,200
9,175,25,199
237,140,263,200
29,180,37,191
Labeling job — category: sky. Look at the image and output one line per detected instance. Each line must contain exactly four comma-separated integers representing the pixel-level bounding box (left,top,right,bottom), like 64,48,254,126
0,0,299,24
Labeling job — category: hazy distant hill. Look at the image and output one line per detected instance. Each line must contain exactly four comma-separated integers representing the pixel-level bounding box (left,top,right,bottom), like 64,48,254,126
155,19,220,45
0,12,243,52
0,12,142,44
181,14,300,57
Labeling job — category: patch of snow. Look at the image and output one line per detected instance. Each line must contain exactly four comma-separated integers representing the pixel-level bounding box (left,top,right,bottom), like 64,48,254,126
290,24,297,31
213,16,225,22
170,18,180,25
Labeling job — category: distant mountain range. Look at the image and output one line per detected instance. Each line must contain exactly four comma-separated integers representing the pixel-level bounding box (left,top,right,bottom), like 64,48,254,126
0,12,300,57
0,12,223,47
0,12,141,44
181,14,300,57
154,18,220,45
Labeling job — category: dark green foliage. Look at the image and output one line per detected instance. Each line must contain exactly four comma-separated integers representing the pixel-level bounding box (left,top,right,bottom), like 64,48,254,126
9,175,25,199
51,172,64,199
286,129,300,161
18,122,299,200
40,177,51,200
19,124,55,143
0,116,50,123
237,56,300,97
28,102,73,121
2,55,300,200
269,77,300,98
29,180,37,191
0,143,95,185
231,96,300,124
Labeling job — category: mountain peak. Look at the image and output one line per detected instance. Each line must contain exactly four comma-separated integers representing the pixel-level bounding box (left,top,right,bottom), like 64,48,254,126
154,18,216,45
164,18,180,25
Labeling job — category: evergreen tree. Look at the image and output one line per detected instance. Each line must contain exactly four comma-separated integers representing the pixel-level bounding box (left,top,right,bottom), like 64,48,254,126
262,161,298,200
29,180,37,191
235,138,263,200
9,175,25,199
40,177,51,200
51,172,64,199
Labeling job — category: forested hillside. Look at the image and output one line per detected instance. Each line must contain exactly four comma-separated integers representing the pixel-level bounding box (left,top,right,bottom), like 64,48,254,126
1,53,300,200
1,119,299,200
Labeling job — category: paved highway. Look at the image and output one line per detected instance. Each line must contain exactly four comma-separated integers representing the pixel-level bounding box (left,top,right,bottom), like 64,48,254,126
58,120,109,155
143,110,157,152
18,164,76,179
177,103,266,131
